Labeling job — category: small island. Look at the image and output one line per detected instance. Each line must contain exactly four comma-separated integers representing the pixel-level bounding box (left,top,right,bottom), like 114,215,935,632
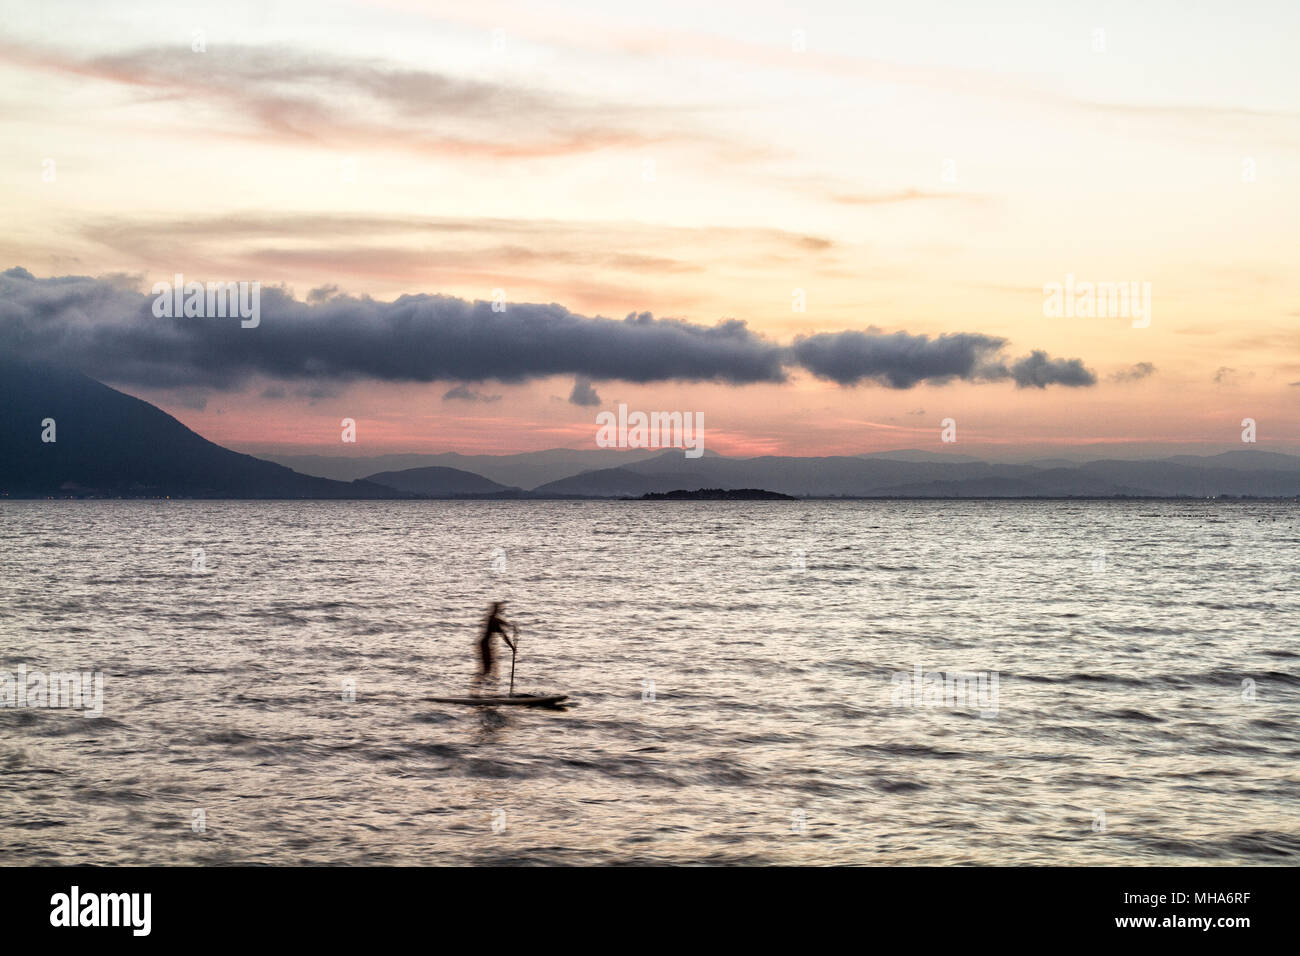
637,488,796,501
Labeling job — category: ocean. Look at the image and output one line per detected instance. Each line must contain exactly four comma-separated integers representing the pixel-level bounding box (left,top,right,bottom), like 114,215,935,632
2,499,1297,865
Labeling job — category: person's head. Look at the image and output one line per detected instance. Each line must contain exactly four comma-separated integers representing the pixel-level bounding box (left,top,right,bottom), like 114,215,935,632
490,600,505,614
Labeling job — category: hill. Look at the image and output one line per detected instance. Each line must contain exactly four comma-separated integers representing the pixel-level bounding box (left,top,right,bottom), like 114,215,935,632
363,466,519,496
0,357,404,499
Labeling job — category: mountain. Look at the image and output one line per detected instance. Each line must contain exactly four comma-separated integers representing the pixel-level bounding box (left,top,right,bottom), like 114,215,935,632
261,447,669,486
856,448,984,463
0,357,404,498
1068,459,1300,497
532,465,712,497
528,449,1300,498
363,466,519,496
1165,450,1300,472
865,476,1045,497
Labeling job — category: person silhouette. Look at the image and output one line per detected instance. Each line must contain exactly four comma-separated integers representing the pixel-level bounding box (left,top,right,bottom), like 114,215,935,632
476,601,515,683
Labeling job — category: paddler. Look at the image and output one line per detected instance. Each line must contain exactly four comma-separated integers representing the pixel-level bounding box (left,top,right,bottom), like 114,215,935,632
476,601,516,681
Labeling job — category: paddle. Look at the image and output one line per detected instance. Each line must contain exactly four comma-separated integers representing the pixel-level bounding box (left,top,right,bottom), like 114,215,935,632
508,624,519,696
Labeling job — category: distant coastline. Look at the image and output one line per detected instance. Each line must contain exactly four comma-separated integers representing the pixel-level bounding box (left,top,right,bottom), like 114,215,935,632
6,356,1300,501
5,493,1297,503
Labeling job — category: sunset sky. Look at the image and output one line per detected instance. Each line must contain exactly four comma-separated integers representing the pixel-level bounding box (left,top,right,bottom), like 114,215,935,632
2,0,1297,457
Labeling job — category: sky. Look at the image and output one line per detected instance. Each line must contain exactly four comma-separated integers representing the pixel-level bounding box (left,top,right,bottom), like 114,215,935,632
1,0,1297,458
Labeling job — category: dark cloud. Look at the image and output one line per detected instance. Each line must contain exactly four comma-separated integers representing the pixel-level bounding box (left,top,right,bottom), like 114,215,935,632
791,331,1095,389
1001,350,1098,389
0,271,786,390
443,384,502,403
792,330,1009,388
1214,366,1254,386
0,270,1098,394
568,377,601,406
1110,361,1156,383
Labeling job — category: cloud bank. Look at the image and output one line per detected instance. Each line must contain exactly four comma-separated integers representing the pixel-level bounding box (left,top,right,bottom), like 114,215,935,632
0,269,1098,393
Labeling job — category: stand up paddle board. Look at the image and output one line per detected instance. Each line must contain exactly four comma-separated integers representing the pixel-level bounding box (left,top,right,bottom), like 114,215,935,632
427,694,569,707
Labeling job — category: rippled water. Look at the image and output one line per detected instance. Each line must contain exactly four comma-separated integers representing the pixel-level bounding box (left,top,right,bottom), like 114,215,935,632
1,500,1297,865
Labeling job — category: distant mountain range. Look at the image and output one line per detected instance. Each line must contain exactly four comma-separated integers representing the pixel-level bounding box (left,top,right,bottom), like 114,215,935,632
518,448,1300,498
3,358,1299,499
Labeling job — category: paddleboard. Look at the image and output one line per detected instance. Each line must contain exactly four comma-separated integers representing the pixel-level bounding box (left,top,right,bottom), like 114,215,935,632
427,694,569,707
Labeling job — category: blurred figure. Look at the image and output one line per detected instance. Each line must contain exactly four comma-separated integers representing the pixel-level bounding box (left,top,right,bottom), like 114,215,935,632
476,601,515,681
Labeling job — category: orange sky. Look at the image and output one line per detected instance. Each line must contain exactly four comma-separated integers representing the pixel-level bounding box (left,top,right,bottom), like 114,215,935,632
2,0,1297,457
